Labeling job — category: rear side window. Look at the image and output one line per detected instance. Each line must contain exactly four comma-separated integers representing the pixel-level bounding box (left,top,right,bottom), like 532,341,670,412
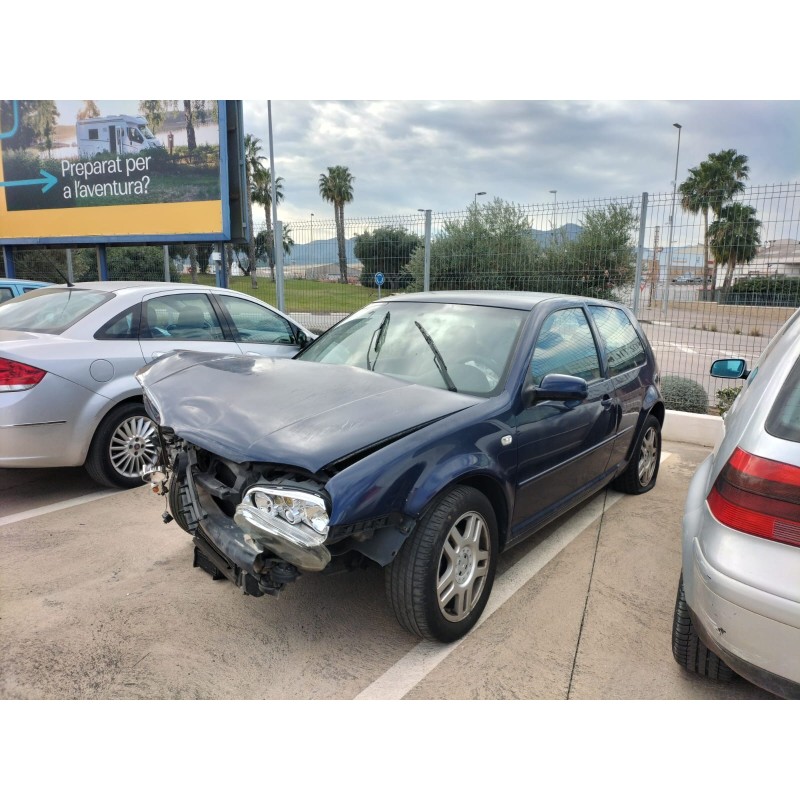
95,305,141,340
766,357,800,443
589,305,647,376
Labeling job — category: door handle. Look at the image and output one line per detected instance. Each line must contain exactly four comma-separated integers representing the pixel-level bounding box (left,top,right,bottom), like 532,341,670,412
601,395,614,408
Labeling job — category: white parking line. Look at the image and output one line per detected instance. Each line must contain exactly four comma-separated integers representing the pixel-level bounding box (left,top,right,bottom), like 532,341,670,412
355,451,672,700
0,490,123,528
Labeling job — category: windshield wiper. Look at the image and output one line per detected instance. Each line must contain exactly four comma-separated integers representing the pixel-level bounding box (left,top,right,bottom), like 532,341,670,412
367,311,390,370
415,321,457,392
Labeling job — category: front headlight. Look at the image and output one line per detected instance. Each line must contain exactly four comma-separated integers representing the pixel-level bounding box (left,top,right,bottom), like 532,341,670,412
241,486,330,544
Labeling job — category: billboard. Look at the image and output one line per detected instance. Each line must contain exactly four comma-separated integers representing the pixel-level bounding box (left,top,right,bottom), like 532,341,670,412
0,100,243,244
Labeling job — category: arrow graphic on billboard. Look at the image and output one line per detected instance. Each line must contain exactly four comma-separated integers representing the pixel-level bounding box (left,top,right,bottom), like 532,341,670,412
0,169,58,193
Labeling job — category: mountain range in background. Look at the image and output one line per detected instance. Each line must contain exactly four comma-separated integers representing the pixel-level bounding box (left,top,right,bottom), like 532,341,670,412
284,224,584,266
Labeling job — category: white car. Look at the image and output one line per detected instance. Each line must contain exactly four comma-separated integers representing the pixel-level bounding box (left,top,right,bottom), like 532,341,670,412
0,281,314,489
672,306,800,698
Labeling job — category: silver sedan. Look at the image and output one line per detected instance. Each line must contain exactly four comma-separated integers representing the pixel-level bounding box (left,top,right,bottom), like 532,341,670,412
672,305,800,698
0,281,314,489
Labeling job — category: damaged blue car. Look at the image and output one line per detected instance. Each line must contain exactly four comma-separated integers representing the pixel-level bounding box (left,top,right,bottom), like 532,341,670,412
136,291,664,642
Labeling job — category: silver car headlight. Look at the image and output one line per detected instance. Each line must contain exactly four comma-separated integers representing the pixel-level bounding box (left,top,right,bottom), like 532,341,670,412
240,486,330,545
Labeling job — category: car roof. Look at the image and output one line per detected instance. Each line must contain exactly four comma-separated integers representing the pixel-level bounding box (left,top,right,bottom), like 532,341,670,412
380,290,625,311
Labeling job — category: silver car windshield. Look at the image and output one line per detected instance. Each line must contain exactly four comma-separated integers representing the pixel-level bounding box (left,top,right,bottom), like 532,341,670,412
297,301,527,395
0,288,110,334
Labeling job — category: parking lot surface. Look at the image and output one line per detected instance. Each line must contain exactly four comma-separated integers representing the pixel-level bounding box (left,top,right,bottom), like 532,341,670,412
0,439,775,700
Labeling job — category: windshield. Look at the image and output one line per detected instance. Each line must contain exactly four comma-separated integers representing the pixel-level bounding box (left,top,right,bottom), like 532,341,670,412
138,124,156,140
298,300,527,395
0,288,110,334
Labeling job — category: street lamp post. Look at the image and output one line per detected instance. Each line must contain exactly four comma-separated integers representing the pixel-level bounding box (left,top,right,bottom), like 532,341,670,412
474,191,486,205
549,189,558,242
662,123,682,314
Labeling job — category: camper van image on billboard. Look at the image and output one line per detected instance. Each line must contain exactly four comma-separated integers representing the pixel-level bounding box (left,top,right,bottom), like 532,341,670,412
77,115,163,158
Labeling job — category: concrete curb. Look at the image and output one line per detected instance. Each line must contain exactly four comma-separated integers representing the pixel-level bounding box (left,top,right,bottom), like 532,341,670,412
663,409,723,448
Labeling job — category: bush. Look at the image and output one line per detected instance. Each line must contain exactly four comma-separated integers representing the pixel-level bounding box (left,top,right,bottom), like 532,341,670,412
716,386,742,414
661,375,709,414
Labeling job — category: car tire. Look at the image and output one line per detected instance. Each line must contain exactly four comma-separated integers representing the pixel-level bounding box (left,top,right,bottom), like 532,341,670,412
84,402,159,489
611,414,661,494
671,574,734,682
385,486,498,642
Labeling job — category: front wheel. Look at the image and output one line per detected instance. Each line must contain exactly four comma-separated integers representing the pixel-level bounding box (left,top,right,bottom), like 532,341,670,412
386,486,498,642
612,414,661,494
84,403,159,489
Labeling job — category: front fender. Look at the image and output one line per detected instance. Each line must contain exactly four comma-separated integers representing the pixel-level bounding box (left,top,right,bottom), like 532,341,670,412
325,415,516,540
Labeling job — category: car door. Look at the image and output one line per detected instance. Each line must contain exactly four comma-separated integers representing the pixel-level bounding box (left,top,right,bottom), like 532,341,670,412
138,291,240,363
587,305,650,472
510,305,618,540
212,293,306,357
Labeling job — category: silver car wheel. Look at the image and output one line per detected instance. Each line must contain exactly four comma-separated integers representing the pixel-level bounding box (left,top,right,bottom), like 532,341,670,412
437,510,491,623
637,425,658,486
108,414,159,479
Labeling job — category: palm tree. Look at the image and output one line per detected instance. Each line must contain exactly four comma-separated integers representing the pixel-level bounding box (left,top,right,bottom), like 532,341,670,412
244,134,267,288
319,166,355,283
708,203,761,292
679,149,749,288
252,167,285,280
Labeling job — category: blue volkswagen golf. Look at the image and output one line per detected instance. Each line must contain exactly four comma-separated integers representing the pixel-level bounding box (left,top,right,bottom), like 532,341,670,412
137,291,664,641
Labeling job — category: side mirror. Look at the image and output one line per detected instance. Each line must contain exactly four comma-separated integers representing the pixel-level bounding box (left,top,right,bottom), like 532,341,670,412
710,358,749,379
295,329,309,349
524,373,589,406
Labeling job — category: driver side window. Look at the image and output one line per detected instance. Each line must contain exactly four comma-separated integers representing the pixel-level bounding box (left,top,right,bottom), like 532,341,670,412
530,307,601,386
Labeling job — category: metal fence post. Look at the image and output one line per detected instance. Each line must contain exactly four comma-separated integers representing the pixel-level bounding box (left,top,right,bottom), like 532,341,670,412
163,245,170,282
275,220,285,311
217,243,227,288
423,210,432,292
632,192,648,316
66,249,74,283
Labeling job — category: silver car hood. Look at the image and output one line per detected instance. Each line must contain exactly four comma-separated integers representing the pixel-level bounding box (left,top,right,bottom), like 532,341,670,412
136,351,481,471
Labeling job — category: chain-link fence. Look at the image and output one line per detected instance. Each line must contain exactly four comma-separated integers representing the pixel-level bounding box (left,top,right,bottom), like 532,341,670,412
4,182,799,411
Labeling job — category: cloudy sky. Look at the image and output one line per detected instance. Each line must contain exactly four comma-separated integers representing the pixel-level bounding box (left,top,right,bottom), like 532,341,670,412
243,99,800,222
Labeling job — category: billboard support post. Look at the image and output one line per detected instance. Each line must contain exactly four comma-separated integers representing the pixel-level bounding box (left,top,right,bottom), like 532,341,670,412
96,245,108,281
163,245,170,282
66,249,74,283
2,245,14,278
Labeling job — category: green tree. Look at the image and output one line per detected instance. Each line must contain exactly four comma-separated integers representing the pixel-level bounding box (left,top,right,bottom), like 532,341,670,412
31,101,59,157
406,199,539,291
319,166,355,283
243,134,268,287
0,101,38,150
77,101,101,120
679,149,749,287
708,202,761,292
354,226,421,289
138,100,165,133
558,202,638,297
252,167,285,280
256,224,294,262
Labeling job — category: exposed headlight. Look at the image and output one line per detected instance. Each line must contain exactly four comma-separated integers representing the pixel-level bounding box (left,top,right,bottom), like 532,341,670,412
241,486,330,545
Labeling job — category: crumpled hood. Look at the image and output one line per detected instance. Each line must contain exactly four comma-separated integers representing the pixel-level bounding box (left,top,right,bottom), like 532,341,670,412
136,351,481,472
